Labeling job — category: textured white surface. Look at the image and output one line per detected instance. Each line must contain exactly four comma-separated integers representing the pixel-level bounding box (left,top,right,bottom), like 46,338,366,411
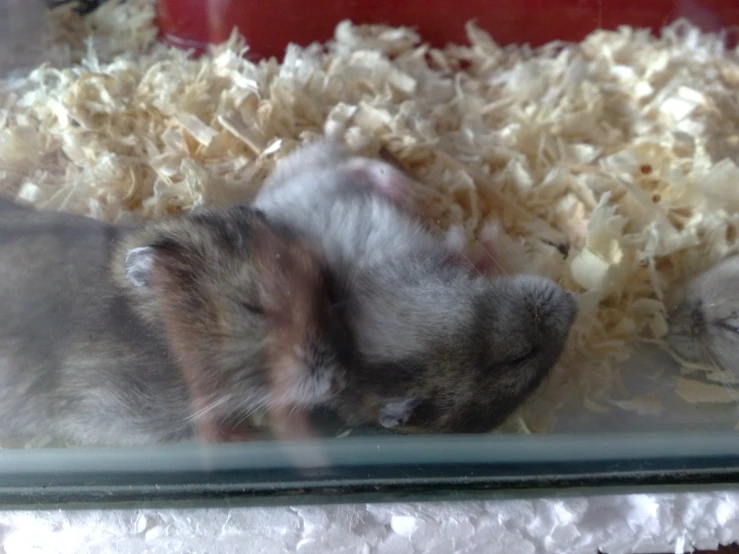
0,492,737,554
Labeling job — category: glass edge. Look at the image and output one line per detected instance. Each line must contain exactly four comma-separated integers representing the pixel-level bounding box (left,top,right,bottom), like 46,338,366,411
1,431,738,475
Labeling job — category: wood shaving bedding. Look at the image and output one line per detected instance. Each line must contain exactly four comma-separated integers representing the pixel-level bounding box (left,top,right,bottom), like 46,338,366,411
2,0,739,436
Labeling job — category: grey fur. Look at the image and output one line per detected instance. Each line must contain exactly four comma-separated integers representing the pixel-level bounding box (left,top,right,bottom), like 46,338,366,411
0,200,349,445
254,140,579,434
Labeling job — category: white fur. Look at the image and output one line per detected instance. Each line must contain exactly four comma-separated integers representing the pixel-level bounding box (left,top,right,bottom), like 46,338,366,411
124,247,156,289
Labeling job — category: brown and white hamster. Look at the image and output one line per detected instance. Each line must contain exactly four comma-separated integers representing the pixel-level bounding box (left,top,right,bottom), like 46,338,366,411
254,139,578,434
0,199,350,446
666,254,739,374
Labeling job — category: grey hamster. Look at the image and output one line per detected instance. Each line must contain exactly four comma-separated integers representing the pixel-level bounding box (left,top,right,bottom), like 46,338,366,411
254,139,579,434
666,254,739,373
0,198,350,446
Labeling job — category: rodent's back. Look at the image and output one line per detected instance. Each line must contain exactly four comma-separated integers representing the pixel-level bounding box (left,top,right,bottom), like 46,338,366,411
256,173,443,269
257,174,474,365
0,207,122,325
0,203,192,445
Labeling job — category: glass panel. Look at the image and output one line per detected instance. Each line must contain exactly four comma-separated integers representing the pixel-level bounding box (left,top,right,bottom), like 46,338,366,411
0,0,739,508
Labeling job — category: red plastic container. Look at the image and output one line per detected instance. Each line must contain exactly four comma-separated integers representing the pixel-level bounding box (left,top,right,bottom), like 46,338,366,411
156,0,739,60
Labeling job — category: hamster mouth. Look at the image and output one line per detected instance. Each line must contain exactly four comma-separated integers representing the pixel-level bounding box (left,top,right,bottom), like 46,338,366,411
540,289,578,334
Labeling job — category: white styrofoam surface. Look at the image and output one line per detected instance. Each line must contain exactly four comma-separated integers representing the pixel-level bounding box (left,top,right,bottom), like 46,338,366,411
0,492,737,554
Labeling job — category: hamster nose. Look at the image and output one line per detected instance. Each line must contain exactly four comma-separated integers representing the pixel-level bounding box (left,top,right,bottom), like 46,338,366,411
547,289,578,326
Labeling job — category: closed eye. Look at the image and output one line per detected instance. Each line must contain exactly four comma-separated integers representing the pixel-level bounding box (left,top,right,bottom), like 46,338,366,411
240,301,265,315
507,347,536,365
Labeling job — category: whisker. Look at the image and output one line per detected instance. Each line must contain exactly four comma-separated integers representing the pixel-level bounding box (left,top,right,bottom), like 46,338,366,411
232,404,264,429
180,394,230,425
704,349,739,391
456,247,484,278
638,337,733,383
230,401,254,427
476,236,511,276
230,392,275,427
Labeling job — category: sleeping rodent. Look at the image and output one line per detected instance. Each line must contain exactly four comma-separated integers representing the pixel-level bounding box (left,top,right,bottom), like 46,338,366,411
0,198,350,446
254,139,579,434
666,254,739,374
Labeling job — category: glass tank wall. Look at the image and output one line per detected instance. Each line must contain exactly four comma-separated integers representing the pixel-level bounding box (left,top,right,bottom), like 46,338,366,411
0,0,739,508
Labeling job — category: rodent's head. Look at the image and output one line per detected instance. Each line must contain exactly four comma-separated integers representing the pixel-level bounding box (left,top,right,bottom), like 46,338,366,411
334,274,578,434
666,255,739,372
116,206,351,417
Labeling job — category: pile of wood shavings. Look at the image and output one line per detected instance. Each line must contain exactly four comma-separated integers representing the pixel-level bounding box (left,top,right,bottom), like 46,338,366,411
3,0,739,434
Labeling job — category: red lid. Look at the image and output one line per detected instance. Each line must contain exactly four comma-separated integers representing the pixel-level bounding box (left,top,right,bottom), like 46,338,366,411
156,0,739,60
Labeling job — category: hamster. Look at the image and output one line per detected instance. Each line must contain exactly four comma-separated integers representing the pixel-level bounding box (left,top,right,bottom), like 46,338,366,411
254,139,578,434
666,254,739,374
0,198,350,446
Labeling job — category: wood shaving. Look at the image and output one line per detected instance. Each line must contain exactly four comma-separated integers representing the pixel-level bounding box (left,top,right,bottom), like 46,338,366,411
2,2,739,433
675,378,739,404
611,395,664,417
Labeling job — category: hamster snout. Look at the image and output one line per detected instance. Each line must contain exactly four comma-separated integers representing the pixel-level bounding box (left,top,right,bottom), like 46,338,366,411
474,276,578,389
0,199,355,446
441,276,578,433
511,275,579,345
335,274,579,435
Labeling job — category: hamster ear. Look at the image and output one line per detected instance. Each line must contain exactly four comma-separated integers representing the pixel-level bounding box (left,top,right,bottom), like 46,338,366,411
124,239,188,292
442,221,504,276
378,395,424,429
124,246,157,291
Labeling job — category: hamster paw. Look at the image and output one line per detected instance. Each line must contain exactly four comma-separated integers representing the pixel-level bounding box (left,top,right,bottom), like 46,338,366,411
378,396,423,429
471,220,504,275
443,220,504,276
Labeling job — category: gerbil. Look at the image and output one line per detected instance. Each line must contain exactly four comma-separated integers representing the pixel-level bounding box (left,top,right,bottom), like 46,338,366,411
0,198,350,446
254,139,578,434
666,254,739,373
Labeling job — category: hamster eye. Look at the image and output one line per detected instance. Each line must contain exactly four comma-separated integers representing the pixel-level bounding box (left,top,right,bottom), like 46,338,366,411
320,267,347,307
239,301,265,315
507,346,536,365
